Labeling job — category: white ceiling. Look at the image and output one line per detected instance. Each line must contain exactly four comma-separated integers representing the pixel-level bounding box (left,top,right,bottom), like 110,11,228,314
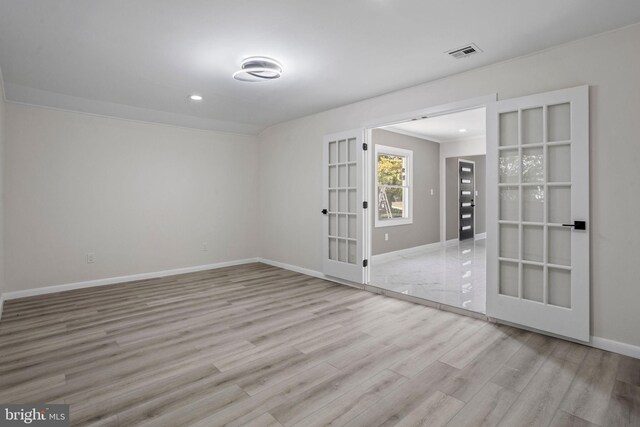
384,108,486,143
1,1,640,135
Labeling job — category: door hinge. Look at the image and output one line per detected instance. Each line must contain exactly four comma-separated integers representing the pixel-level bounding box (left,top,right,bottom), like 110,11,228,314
363,201,368,209
362,142,368,151
363,259,368,267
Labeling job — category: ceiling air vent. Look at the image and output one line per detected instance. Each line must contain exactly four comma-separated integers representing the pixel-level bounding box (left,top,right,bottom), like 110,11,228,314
446,43,482,59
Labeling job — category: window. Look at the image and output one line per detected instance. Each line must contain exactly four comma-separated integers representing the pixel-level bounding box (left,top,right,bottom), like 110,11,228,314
375,145,413,227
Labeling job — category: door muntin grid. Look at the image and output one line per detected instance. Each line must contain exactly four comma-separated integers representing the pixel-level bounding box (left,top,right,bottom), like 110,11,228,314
497,103,573,308
327,137,358,265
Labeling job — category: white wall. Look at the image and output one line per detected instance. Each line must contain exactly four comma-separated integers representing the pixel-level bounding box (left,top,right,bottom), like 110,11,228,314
4,104,259,292
258,24,640,348
0,70,6,313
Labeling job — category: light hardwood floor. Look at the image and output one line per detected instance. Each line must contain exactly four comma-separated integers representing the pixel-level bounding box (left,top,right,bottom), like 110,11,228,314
0,263,638,427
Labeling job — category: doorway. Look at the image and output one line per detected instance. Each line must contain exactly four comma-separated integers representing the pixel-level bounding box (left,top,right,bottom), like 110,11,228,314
323,87,590,342
368,106,488,314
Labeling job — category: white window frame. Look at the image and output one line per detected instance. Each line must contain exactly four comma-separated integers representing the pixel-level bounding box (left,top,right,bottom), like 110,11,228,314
374,144,413,228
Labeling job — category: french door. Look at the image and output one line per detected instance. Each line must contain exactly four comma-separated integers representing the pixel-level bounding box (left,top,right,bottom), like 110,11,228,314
486,86,590,342
322,130,365,283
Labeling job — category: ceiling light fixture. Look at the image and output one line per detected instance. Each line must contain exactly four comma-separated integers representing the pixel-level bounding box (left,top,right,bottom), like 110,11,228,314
233,57,282,82
189,94,203,101
459,128,467,133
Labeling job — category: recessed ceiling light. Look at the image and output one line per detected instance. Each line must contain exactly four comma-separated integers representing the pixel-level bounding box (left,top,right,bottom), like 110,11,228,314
189,94,203,101
459,128,467,133
233,57,282,82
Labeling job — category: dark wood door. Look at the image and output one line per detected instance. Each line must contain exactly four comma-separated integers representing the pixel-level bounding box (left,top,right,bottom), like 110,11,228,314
459,161,475,240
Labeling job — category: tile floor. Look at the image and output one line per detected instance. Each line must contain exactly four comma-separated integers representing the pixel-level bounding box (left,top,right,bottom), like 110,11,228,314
370,238,487,313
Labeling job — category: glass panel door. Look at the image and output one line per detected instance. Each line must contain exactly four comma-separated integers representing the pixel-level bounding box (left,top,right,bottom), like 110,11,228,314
487,86,589,342
322,130,365,283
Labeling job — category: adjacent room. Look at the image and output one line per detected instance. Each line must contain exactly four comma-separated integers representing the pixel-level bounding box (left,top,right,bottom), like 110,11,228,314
1,1,640,426
369,108,488,313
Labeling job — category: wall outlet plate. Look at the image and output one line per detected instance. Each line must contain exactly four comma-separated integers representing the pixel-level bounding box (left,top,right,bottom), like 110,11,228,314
87,253,96,264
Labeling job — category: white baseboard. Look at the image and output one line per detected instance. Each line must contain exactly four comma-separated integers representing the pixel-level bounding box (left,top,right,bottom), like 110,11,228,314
591,336,640,359
445,238,459,246
475,232,487,240
3,258,259,300
257,258,363,289
371,241,442,263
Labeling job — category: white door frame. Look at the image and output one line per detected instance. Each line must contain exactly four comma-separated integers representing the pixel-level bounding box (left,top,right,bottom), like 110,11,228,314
363,94,497,285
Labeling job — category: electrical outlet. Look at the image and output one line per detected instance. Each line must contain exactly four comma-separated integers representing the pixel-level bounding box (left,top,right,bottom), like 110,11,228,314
201,243,208,251
430,188,434,196
87,252,96,264
385,233,389,241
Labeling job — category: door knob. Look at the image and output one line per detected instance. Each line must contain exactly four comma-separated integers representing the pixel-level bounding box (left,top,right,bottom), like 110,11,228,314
562,220,586,230
321,209,328,215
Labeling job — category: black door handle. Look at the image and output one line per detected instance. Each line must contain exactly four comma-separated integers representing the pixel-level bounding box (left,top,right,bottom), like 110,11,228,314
562,221,586,230
321,209,328,215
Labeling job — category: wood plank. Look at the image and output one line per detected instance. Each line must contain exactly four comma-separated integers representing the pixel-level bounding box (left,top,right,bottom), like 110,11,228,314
445,382,518,427
602,380,640,426
549,410,599,427
498,356,580,426
290,369,407,427
560,348,620,425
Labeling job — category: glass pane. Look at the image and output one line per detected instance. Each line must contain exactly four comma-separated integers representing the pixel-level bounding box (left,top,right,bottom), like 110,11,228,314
338,139,347,163
548,144,571,183
348,189,356,213
500,224,519,259
329,166,337,188
499,149,520,184
329,141,337,164
348,138,357,162
338,214,347,238
499,111,518,146
329,238,337,260
523,186,544,222
548,103,571,142
549,268,571,308
348,240,357,264
522,107,543,145
523,225,543,262
500,186,519,221
522,147,544,183
378,186,405,220
339,190,347,213
348,215,356,239
329,214,337,236
338,165,347,187
523,264,543,302
339,239,347,262
348,164,357,188
378,155,405,185
549,186,571,224
499,261,519,297
328,190,337,212
548,226,571,266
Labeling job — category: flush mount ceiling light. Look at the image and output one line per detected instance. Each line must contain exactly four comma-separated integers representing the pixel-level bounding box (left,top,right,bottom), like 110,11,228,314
189,94,203,101
459,128,467,133
233,57,283,82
